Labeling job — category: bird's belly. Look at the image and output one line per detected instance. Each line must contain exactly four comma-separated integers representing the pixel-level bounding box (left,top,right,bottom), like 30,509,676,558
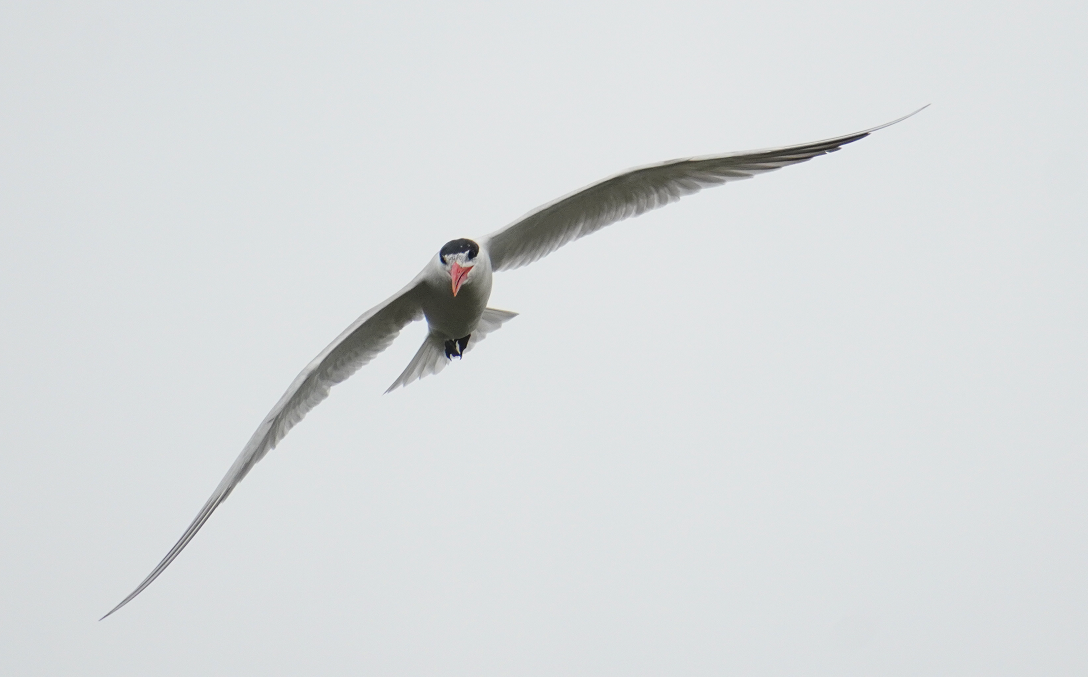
422,280,491,339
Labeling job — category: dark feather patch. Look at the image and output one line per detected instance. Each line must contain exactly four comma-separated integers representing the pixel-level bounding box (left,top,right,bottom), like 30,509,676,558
439,238,480,264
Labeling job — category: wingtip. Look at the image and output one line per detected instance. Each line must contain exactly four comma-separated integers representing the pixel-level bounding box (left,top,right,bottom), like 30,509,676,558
100,590,140,620
866,104,930,134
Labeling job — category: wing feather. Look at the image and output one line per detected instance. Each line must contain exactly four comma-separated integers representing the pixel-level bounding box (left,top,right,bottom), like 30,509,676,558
482,107,926,271
102,274,426,619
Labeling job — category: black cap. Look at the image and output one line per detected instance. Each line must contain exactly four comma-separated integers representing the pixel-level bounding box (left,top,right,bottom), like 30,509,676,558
439,238,479,264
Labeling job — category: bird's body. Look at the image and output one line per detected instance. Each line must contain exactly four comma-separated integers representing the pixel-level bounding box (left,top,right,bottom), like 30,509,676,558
421,240,493,343
102,107,926,619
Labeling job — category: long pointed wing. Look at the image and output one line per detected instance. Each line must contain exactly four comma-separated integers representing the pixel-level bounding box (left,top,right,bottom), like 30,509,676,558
102,274,427,619
481,107,926,272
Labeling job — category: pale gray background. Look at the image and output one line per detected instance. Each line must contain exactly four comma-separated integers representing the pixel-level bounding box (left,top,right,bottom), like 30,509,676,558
1,1,1085,675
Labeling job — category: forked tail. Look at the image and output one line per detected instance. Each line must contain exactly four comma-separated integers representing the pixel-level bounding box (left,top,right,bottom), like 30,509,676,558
385,307,518,393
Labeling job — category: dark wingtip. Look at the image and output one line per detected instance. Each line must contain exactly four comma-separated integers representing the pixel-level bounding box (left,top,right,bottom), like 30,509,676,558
99,604,122,621
100,587,141,620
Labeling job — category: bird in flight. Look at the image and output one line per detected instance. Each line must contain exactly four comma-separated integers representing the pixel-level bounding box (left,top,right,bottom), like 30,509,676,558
102,107,926,619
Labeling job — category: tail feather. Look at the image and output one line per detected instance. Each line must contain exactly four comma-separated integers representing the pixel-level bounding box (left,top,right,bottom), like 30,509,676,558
385,307,518,393
384,334,447,393
469,307,519,349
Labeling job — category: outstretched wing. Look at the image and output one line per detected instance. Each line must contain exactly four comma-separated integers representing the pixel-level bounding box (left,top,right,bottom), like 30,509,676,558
102,273,427,619
481,107,926,272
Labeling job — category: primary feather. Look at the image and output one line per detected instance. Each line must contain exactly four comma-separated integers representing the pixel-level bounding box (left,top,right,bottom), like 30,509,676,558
101,276,426,619
482,107,926,271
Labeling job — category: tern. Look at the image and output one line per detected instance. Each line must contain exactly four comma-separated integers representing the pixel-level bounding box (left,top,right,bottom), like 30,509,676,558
103,107,925,618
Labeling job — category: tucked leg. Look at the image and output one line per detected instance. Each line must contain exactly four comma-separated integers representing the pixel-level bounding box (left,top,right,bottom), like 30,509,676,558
444,334,471,359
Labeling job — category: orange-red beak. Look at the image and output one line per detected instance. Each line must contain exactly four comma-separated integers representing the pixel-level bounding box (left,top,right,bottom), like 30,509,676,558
450,262,473,297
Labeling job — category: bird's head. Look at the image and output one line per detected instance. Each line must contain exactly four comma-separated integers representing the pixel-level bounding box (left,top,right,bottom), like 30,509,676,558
438,238,480,297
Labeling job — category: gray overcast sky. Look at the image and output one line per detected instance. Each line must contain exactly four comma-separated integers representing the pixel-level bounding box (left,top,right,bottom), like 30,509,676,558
1,1,1085,675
